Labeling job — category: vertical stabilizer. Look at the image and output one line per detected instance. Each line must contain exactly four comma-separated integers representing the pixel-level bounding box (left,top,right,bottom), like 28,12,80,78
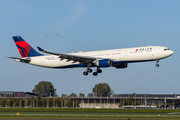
13,36,42,58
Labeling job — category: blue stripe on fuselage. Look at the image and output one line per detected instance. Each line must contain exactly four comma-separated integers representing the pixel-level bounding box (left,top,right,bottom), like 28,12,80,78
52,60,156,69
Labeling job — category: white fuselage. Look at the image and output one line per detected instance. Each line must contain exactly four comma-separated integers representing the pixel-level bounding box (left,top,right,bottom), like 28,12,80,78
24,46,174,68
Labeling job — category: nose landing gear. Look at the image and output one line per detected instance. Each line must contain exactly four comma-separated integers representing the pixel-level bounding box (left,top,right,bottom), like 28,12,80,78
155,60,159,67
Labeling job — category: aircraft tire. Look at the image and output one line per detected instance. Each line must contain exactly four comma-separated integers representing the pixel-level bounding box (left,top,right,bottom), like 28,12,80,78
83,71,88,76
88,69,92,73
97,69,102,73
156,64,159,67
93,72,98,76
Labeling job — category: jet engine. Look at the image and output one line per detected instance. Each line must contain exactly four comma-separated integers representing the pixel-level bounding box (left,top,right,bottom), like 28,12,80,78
95,59,112,67
115,63,128,69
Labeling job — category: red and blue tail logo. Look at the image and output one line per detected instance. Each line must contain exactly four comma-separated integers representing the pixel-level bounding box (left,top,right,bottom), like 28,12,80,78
13,36,42,58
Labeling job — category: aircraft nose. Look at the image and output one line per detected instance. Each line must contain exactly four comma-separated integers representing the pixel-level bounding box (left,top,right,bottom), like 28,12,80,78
170,50,174,55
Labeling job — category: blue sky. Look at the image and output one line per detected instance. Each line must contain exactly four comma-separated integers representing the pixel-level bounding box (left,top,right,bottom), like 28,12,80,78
0,0,179,96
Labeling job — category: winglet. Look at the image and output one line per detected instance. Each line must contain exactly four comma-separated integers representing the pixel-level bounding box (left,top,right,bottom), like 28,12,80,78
37,47,44,52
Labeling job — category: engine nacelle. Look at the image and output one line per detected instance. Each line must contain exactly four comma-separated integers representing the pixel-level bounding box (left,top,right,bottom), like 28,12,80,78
95,59,112,67
115,63,128,69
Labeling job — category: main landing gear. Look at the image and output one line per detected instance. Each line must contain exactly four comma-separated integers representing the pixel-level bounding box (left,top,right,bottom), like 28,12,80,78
83,68,92,76
93,67,102,76
155,60,159,67
83,67,102,76
83,63,92,76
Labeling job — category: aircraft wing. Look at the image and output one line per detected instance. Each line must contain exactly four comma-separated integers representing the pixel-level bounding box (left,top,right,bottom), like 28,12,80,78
37,47,99,63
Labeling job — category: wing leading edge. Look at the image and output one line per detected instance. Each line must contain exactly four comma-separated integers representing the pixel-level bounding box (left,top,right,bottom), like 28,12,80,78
37,47,100,64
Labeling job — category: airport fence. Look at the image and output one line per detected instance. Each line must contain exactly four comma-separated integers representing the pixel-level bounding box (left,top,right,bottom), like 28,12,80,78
0,97,80,108
0,96,179,109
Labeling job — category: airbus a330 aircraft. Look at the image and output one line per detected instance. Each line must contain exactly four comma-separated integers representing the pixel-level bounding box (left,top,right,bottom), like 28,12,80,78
9,36,174,76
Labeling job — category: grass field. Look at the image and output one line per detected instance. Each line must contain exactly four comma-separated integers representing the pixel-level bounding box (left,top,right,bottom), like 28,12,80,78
0,108,180,119
1,108,180,112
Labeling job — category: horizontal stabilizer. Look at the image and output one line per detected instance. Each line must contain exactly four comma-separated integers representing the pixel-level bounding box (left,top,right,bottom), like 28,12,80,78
8,57,31,63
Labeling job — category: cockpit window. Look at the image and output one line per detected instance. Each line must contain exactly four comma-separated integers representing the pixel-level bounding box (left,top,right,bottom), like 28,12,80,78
164,48,170,51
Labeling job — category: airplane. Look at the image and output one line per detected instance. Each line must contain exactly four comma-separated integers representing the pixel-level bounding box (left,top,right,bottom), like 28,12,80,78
9,36,174,76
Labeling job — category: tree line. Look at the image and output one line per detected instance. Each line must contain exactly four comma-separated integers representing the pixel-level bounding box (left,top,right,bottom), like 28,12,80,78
33,81,114,98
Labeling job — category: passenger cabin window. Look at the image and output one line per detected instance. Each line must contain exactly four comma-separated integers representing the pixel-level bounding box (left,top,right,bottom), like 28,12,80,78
164,48,170,51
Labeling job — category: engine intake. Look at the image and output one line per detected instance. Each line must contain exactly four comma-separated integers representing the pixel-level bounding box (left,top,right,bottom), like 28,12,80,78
95,59,112,67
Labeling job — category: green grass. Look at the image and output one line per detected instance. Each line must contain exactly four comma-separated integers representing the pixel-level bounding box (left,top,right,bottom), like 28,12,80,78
0,108,180,113
0,108,180,119
0,114,180,120
0,111,169,116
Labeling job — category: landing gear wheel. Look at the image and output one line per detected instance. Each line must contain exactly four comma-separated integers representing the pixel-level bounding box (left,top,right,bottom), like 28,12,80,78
93,72,98,76
88,69,92,73
156,64,159,67
155,60,159,67
83,71,88,76
97,69,102,73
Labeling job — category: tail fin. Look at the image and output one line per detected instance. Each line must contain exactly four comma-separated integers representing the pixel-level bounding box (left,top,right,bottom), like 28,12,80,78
13,36,42,58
